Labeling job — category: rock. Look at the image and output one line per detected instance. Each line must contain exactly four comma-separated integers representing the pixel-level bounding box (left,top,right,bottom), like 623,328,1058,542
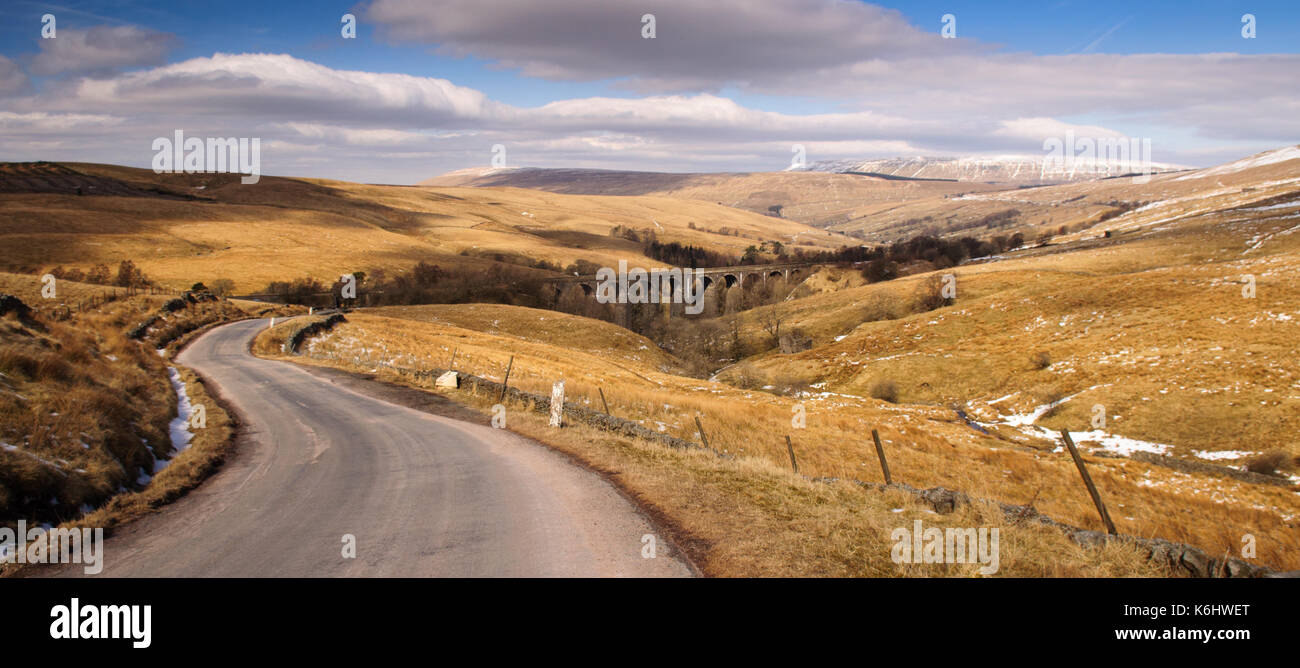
1179,548,1211,577
435,371,459,388
1144,539,1175,569
918,486,968,514
0,294,31,319
1225,559,1268,578
1072,530,1114,550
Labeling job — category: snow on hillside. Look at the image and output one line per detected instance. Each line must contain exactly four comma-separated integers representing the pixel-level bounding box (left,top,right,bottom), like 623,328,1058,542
792,155,1183,184
1174,145,1300,181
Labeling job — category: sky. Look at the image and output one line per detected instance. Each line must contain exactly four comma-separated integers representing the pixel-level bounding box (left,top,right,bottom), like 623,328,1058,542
0,0,1297,184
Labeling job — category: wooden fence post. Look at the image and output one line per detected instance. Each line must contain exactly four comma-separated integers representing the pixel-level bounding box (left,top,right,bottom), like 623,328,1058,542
871,429,893,485
784,435,799,474
497,355,514,403
449,348,458,370
598,387,610,414
1061,430,1117,535
694,415,710,449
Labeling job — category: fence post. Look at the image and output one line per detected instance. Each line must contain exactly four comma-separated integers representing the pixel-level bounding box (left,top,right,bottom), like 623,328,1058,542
1061,430,1117,535
448,347,458,371
694,415,710,449
871,429,892,485
784,435,799,474
498,355,514,403
549,380,565,427
598,387,610,414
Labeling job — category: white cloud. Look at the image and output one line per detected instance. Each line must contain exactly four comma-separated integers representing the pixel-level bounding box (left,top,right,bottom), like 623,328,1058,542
281,123,434,146
365,0,970,91
1,48,1293,183
61,53,508,127
993,118,1125,142
0,56,27,94
0,111,125,132
30,26,178,76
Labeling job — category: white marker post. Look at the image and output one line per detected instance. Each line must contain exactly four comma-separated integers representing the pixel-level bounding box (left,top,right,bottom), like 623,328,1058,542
549,380,565,428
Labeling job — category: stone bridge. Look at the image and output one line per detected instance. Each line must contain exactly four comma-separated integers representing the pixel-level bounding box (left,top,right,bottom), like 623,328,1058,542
230,261,826,310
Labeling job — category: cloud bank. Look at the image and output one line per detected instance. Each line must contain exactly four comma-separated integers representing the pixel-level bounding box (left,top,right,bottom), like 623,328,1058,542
1,2,1296,182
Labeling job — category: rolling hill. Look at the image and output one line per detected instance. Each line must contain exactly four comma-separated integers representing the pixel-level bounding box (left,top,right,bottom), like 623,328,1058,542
795,155,1186,185
0,162,852,293
422,166,1004,229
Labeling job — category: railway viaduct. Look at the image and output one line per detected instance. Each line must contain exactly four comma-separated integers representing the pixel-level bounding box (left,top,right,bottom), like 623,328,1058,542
539,261,823,298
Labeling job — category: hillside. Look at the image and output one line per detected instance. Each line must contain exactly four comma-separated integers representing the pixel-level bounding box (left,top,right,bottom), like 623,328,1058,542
0,162,850,293
0,272,297,532
424,152,1289,246
795,155,1186,185
715,153,1300,478
263,291,1299,573
823,145,1300,243
423,166,1002,228
6,145,1298,577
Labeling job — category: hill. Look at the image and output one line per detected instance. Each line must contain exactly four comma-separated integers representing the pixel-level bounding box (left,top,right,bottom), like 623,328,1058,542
0,162,851,293
263,287,1299,573
422,166,1002,229
795,155,1186,185
823,145,1300,243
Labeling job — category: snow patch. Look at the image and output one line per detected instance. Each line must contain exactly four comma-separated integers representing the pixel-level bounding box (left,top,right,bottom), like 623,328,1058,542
155,366,195,473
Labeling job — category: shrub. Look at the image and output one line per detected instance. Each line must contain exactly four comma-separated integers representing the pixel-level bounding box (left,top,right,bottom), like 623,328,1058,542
870,379,899,403
912,274,952,312
1031,351,1052,369
862,293,903,322
1243,450,1294,476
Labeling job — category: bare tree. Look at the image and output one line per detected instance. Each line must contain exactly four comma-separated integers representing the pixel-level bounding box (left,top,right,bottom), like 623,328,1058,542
759,303,784,348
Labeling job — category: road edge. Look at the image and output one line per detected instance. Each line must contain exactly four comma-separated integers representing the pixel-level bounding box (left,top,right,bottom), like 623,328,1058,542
279,358,709,578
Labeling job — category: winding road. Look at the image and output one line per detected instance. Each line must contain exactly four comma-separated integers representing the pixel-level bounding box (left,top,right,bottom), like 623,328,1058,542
50,319,692,577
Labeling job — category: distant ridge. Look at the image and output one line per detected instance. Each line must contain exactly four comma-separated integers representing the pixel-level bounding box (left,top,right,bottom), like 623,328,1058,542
791,155,1186,185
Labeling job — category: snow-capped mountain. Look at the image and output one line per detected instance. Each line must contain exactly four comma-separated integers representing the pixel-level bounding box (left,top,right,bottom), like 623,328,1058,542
791,155,1186,185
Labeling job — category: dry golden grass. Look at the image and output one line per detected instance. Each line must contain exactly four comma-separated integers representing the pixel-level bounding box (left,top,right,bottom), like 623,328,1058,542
726,206,1300,462
271,341,1167,577
450,390,1170,577
1,293,174,525
257,295,1297,573
65,365,235,532
424,166,1002,228
5,152,1295,576
0,275,262,573
0,162,850,293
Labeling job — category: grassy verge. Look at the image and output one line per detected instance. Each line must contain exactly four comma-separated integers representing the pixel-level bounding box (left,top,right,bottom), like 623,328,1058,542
0,280,290,576
68,365,236,532
267,308,1299,571
262,331,1167,577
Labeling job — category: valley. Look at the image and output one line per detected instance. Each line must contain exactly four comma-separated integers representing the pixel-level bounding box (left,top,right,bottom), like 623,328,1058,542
3,145,1298,577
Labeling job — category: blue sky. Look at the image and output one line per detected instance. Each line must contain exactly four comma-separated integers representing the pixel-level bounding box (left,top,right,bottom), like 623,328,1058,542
1,1,1297,182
